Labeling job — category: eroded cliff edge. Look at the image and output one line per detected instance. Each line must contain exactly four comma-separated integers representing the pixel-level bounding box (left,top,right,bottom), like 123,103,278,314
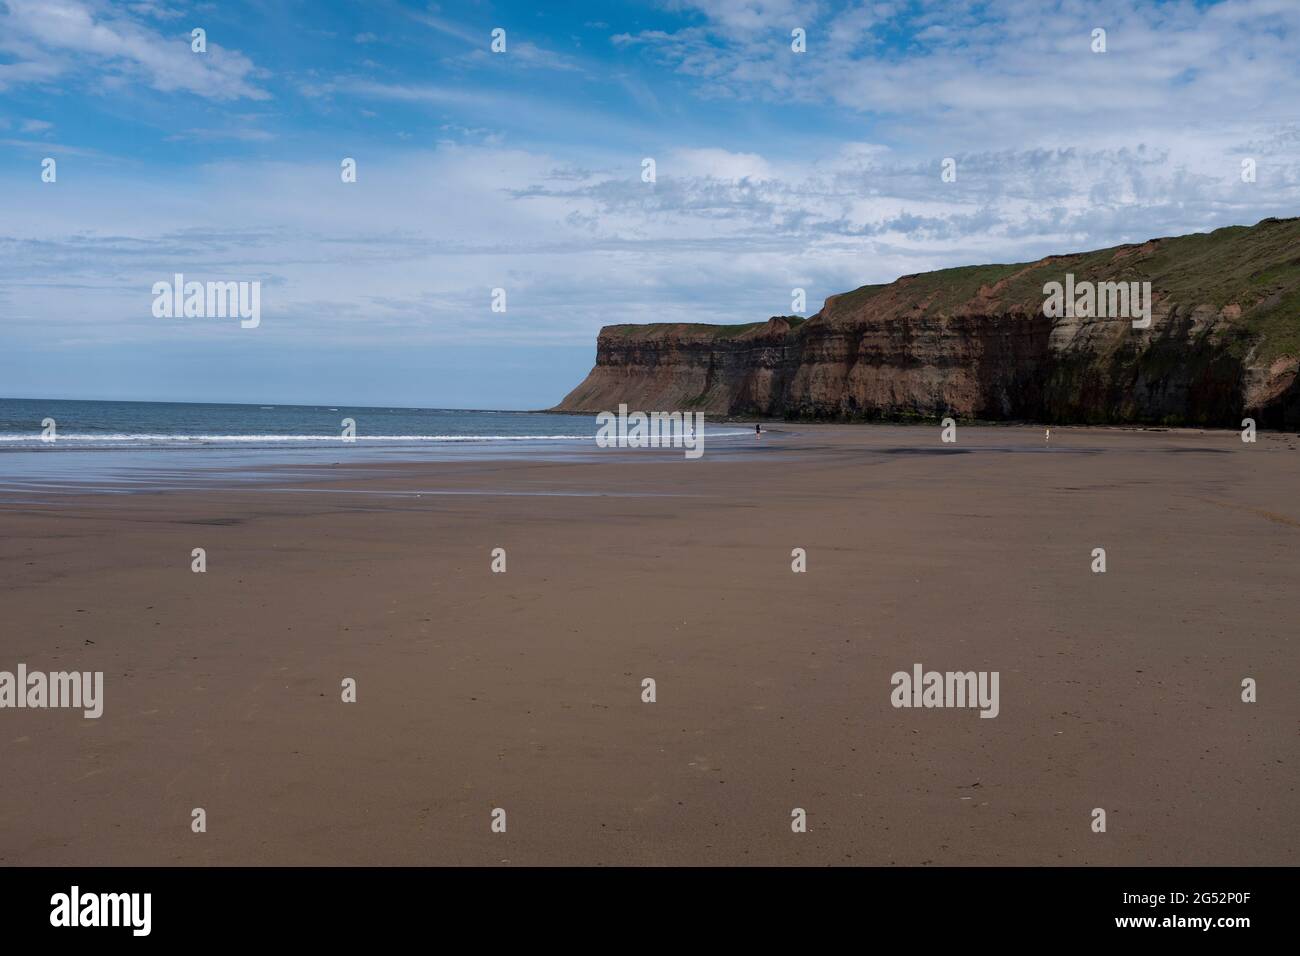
554,217,1300,427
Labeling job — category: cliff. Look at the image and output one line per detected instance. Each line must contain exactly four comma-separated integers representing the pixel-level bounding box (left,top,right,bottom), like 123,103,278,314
554,217,1300,428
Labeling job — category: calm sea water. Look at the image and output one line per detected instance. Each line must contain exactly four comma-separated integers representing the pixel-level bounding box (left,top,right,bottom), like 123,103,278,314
0,398,604,449
0,399,758,496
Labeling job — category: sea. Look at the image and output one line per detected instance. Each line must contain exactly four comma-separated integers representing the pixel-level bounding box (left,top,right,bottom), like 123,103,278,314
0,398,608,449
0,398,758,497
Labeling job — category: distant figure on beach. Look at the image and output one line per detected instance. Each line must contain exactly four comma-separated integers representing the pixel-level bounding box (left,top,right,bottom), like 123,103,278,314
755,422,762,439
1045,427,1051,443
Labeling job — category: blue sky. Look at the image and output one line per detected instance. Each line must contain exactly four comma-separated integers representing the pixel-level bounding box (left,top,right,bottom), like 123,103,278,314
2,0,1298,407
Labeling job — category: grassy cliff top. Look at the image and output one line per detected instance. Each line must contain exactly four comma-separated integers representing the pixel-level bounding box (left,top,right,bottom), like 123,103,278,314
600,217,1300,362
599,316,806,341
827,216,1300,361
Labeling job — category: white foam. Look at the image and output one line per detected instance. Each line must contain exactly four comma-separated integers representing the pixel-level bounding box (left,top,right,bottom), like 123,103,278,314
0,428,757,448
0,433,594,443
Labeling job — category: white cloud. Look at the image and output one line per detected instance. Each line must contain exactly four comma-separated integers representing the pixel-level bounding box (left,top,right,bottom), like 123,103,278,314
667,0,823,34
0,0,268,99
669,148,776,181
623,0,1300,155
2,130,1295,357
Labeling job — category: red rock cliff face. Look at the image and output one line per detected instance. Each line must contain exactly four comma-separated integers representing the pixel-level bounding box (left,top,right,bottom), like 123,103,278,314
555,318,799,416
554,218,1300,428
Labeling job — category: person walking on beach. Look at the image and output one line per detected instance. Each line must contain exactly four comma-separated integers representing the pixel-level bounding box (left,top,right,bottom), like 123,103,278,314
755,422,762,439
1045,426,1051,443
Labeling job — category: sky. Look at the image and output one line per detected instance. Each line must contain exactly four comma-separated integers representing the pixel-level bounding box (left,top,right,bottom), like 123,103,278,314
1,0,1298,408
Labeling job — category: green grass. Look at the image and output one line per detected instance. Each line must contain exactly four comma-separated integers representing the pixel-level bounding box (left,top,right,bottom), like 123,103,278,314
604,217,1300,360
600,321,765,339
710,321,767,339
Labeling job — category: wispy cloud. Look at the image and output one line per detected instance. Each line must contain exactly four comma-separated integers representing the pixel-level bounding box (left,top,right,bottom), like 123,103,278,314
410,10,484,46
0,0,269,99
164,127,276,142
413,9,586,73
620,0,1300,151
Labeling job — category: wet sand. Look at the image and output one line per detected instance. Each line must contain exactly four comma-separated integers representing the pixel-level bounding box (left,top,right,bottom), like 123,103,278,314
0,424,1296,865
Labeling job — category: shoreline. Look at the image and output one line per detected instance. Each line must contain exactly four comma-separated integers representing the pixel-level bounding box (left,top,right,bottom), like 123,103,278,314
2,423,1296,501
542,404,1295,433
